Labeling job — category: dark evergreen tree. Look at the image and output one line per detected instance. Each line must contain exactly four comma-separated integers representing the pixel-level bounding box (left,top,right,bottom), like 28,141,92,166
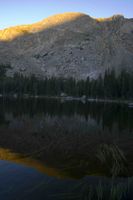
0,64,133,100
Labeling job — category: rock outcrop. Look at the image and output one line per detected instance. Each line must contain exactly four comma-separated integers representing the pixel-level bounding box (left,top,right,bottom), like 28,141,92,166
0,12,133,79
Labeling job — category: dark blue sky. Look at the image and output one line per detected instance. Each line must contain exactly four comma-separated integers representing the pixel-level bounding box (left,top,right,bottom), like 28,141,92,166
0,0,133,29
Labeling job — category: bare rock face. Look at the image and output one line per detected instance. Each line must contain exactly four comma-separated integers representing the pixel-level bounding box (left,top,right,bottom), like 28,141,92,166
0,12,133,80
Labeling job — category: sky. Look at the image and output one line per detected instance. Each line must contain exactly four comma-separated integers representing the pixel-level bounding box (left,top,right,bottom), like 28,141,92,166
0,0,133,30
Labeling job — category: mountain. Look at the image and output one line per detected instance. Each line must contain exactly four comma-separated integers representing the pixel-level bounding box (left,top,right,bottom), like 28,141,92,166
0,12,133,80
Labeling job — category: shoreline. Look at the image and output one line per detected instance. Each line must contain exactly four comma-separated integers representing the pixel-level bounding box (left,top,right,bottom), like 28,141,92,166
0,94,133,105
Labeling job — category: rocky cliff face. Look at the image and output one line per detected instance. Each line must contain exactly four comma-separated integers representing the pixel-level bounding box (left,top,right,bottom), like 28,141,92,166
0,12,133,80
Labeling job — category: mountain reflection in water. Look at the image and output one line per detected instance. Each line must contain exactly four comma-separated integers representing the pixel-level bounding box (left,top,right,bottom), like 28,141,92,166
0,98,133,199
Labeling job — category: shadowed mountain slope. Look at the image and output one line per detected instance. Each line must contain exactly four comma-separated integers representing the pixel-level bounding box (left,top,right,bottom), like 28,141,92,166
0,12,133,80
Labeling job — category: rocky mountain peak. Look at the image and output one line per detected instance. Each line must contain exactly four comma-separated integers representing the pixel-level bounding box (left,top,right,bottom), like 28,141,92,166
0,12,133,80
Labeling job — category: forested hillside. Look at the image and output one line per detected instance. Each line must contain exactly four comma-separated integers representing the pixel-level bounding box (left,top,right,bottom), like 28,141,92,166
0,65,133,99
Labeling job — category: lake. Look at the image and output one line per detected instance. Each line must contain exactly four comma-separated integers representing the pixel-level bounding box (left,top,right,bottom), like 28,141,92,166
0,98,133,200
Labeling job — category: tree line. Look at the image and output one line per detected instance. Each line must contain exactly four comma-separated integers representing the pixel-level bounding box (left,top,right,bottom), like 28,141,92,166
0,64,133,99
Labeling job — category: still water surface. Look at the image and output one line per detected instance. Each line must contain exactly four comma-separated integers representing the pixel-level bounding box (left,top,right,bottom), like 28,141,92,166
0,98,133,199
